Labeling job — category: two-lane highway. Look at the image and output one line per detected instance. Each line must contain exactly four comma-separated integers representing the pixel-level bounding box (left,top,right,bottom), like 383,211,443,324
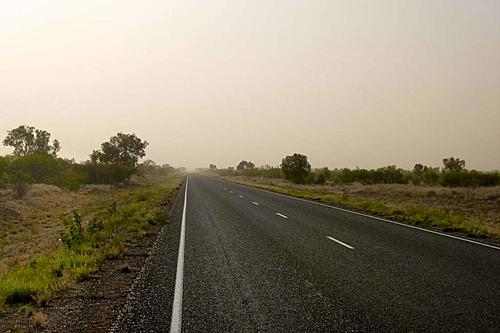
113,174,500,332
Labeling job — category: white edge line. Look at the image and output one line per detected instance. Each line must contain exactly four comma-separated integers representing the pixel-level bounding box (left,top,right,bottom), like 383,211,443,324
223,181,500,251
276,213,288,219
327,236,355,250
170,177,188,333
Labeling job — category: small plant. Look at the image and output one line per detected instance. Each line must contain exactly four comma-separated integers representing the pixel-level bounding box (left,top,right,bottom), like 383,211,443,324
108,201,117,216
9,171,33,199
60,211,84,249
87,217,104,235
31,311,48,328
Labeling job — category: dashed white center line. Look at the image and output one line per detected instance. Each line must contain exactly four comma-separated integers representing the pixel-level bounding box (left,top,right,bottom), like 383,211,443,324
275,213,288,219
252,202,259,206
326,236,354,250
239,195,244,198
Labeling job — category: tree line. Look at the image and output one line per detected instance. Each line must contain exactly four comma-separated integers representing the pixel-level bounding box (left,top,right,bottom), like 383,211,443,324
0,125,175,198
211,154,500,187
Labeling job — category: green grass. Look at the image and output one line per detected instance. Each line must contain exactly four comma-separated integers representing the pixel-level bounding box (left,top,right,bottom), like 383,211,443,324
0,175,184,313
227,179,497,240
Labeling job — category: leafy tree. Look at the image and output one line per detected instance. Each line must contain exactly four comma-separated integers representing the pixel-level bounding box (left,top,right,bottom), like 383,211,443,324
441,157,466,187
281,153,311,184
442,157,465,173
91,133,148,167
7,153,68,183
3,125,61,156
237,160,255,170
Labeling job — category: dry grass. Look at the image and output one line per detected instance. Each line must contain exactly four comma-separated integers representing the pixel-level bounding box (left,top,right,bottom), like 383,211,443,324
0,174,183,312
0,175,173,275
31,311,48,328
228,176,500,238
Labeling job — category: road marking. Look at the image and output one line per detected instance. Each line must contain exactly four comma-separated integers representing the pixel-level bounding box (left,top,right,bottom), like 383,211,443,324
252,202,259,206
326,236,355,250
227,182,500,251
276,213,288,219
170,177,188,333
230,191,233,193
239,195,244,198
223,188,227,191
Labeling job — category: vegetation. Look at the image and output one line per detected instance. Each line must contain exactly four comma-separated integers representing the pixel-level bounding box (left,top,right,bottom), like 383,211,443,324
0,175,183,312
0,125,179,195
212,154,499,188
237,160,255,170
280,154,311,184
3,125,60,157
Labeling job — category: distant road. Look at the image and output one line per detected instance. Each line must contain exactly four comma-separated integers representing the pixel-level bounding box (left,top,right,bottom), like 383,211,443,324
113,174,500,332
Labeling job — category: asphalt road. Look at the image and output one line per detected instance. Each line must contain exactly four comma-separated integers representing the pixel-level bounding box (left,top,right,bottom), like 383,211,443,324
113,174,500,332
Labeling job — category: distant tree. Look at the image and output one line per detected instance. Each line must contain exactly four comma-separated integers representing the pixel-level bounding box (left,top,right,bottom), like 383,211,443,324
91,133,148,167
281,153,311,184
410,163,425,184
442,157,465,173
315,167,330,185
3,125,61,156
209,164,217,170
237,160,255,170
440,157,466,187
413,163,424,175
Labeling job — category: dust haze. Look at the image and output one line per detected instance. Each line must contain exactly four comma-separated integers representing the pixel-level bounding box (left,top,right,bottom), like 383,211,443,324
1,0,499,170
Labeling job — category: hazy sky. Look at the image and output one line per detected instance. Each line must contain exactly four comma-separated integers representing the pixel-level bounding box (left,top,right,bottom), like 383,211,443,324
1,0,499,170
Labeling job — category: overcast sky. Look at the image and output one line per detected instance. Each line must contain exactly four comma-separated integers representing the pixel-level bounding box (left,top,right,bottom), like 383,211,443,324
1,0,499,170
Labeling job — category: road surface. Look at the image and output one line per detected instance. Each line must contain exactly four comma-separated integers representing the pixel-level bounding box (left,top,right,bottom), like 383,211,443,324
113,174,500,332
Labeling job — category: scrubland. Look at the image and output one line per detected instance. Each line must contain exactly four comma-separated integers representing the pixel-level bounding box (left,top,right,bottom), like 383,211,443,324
0,174,183,312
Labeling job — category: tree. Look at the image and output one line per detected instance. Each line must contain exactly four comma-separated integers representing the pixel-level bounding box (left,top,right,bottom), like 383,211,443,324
237,160,255,170
91,133,148,167
280,153,311,184
440,157,466,187
3,125,61,156
442,157,465,173
209,164,217,170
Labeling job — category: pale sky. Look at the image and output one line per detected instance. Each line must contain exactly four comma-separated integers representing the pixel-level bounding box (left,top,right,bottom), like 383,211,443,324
1,0,499,170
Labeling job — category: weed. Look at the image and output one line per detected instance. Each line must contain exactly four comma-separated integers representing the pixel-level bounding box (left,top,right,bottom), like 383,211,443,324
60,211,84,249
31,311,48,328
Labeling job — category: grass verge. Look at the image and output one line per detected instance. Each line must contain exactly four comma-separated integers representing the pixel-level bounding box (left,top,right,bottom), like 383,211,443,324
226,178,498,240
0,175,184,313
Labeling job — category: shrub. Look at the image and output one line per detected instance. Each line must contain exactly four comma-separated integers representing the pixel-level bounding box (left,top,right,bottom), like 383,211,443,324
60,211,84,250
9,171,34,199
77,162,136,184
87,217,104,236
281,153,311,184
